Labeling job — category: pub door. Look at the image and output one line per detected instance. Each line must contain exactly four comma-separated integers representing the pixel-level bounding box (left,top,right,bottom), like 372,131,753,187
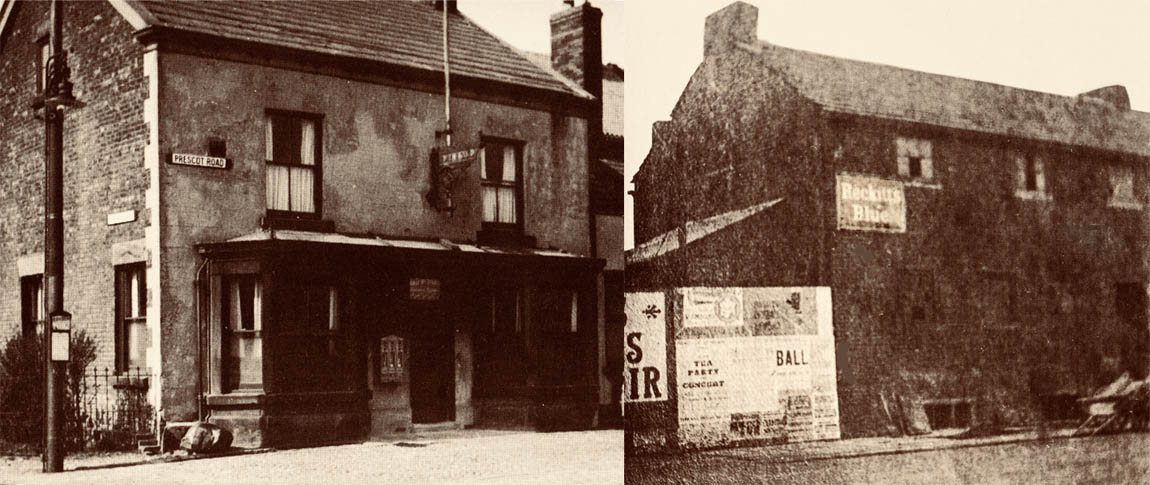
409,302,456,423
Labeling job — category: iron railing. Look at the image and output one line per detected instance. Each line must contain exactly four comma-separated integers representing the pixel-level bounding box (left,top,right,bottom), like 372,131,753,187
0,367,156,451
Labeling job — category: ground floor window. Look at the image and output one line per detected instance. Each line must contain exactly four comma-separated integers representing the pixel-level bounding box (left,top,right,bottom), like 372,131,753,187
275,281,349,393
20,275,43,338
115,264,148,372
223,275,263,392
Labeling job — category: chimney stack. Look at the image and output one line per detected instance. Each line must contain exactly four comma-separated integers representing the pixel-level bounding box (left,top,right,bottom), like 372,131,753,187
1078,85,1131,110
704,1,759,57
550,1,603,100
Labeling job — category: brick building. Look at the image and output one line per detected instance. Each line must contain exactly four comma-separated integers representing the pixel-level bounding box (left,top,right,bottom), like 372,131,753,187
629,2,1149,438
1,0,612,447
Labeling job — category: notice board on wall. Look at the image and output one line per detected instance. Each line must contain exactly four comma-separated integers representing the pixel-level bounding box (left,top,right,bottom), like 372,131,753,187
674,287,839,448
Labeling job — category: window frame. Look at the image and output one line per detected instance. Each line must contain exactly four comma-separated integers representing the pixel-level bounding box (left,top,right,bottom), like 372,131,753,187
20,274,43,339
114,263,148,373
220,273,264,393
480,137,525,232
208,260,264,396
264,109,324,220
1013,151,1051,201
36,36,49,94
1106,164,1143,210
895,137,934,182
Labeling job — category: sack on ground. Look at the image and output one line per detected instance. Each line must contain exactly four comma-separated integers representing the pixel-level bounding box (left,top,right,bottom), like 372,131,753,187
180,422,233,453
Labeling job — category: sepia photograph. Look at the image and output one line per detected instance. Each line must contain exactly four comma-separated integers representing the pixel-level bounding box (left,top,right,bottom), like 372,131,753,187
624,0,1148,484
0,0,623,482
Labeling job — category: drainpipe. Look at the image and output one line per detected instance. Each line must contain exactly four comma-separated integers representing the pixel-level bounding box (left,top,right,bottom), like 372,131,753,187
194,258,209,423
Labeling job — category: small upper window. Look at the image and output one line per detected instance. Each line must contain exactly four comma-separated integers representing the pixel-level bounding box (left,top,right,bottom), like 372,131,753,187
481,140,522,225
896,137,933,181
1108,165,1142,210
37,39,49,93
1014,152,1049,201
265,113,321,216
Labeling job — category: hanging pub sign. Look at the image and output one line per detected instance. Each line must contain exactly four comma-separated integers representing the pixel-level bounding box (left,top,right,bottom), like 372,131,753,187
168,153,229,169
430,146,482,211
836,174,905,233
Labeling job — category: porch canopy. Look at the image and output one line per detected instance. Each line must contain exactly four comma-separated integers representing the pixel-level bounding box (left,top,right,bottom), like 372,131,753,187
196,229,604,275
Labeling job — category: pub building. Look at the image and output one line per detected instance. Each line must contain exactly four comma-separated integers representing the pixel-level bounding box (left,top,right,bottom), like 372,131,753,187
0,0,615,447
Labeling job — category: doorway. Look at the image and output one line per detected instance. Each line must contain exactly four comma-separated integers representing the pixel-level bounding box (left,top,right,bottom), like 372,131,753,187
408,302,455,424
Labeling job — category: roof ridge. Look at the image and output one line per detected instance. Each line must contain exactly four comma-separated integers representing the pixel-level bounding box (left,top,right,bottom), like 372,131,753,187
756,40,1150,117
457,8,593,100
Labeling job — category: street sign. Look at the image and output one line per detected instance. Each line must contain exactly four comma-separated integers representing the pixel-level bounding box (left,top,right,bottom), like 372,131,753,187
169,153,229,169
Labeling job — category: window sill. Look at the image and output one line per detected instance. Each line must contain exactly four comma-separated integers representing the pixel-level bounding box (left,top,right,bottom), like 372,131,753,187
1107,199,1144,210
1014,190,1052,202
261,215,334,232
205,393,265,406
904,180,942,190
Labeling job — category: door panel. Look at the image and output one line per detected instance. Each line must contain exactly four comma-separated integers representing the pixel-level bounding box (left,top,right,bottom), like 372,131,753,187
409,304,455,423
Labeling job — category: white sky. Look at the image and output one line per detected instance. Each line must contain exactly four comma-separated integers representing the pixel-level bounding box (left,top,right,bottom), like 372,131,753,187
459,0,624,65
623,0,1150,249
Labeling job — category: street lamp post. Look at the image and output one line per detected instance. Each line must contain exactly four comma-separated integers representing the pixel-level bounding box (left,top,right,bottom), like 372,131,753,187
41,0,76,473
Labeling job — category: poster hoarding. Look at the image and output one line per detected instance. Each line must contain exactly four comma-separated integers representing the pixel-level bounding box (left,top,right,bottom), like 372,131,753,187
675,287,839,447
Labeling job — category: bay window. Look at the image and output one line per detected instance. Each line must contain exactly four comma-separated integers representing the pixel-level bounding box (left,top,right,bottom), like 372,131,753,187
223,275,262,392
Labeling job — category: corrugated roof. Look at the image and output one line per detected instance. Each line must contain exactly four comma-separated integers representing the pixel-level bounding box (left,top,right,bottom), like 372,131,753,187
132,1,589,98
752,42,1150,157
626,198,783,264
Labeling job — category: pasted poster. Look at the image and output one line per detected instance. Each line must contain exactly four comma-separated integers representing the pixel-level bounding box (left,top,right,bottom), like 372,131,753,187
676,287,839,447
624,292,667,403
836,174,906,233
681,287,744,328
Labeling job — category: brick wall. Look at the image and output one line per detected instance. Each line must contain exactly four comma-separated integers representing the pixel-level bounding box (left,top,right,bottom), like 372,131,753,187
630,48,1149,437
0,1,149,371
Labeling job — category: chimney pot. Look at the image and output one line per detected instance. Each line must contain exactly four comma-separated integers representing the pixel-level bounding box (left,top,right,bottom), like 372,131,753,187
704,1,759,57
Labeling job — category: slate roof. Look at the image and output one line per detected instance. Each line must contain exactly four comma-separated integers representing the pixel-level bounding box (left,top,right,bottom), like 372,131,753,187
521,51,623,135
130,0,590,98
751,42,1150,157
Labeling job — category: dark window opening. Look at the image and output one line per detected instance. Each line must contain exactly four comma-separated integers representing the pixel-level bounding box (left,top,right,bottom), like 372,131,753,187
208,138,227,158
908,156,922,178
924,401,973,429
277,281,348,393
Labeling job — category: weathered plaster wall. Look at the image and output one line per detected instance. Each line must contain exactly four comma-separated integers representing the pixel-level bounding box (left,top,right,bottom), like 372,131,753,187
155,52,591,420
0,1,148,370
